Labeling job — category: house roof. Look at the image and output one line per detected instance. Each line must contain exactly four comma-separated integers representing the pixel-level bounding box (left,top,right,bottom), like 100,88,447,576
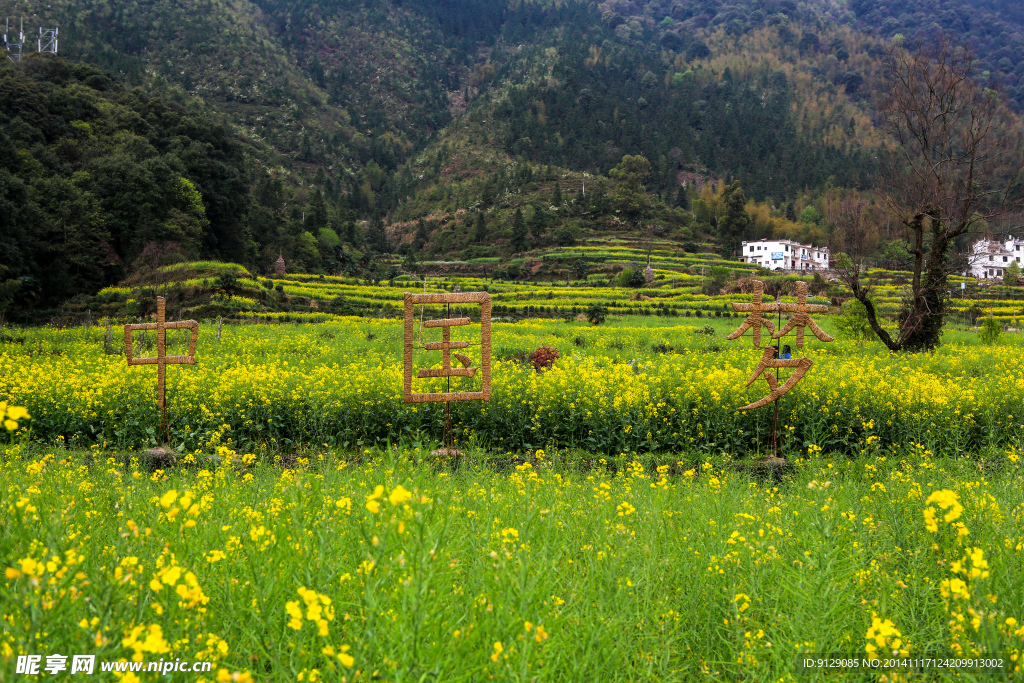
742,239,828,252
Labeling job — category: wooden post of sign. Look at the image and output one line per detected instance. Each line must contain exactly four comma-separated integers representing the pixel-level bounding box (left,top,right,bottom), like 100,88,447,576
124,297,199,444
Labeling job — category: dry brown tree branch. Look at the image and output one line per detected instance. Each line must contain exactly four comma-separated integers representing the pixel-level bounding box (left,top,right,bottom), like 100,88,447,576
857,33,1024,350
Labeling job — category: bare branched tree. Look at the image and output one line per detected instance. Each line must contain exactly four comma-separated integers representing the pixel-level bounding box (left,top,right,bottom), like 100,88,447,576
827,190,880,259
837,35,1024,351
829,191,891,305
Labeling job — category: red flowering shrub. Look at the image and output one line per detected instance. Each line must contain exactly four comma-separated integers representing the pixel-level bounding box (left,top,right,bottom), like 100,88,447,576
529,345,560,373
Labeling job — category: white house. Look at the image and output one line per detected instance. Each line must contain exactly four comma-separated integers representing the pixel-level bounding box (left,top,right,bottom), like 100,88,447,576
968,236,1024,279
739,239,829,271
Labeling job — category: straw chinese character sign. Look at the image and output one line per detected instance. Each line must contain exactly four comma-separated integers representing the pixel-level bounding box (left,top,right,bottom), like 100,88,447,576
726,279,777,348
124,296,199,442
403,291,491,457
740,346,814,411
403,291,491,403
728,280,832,411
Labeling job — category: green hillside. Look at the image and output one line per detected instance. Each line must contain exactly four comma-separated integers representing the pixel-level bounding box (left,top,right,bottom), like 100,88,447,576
1,0,1023,323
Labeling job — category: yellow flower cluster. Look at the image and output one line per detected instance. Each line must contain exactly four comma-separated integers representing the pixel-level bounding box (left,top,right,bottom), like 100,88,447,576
122,624,170,661
148,553,209,612
284,586,354,669
524,621,549,643
286,587,334,636
864,613,908,656
923,488,965,534
0,401,29,431
4,321,1023,457
365,484,411,513
155,489,203,529
320,644,354,668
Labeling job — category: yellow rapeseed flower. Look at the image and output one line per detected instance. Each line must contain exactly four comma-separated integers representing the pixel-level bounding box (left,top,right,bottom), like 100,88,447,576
159,490,178,509
940,578,970,600
925,489,963,523
366,485,385,513
388,485,412,506
286,601,303,630
732,593,751,612
864,613,906,655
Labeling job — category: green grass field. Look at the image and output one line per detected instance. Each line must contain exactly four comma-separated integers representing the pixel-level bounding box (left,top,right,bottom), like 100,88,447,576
2,445,1024,681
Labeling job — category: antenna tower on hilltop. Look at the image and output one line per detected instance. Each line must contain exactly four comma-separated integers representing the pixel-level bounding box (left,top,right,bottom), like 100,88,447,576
37,24,57,54
4,18,24,61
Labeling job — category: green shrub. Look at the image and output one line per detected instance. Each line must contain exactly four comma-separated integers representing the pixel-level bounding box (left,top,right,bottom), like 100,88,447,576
616,268,646,288
979,316,1002,345
835,298,874,342
586,304,608,325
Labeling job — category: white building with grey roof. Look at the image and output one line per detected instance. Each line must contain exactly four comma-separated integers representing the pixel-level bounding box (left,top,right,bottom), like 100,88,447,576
739,239,829,271
967,236,1024,279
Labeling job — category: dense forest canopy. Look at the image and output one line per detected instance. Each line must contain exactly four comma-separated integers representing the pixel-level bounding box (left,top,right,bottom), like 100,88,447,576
848,0,1024,107
0,57,252,307
598,0,1024,109
485,21,875,201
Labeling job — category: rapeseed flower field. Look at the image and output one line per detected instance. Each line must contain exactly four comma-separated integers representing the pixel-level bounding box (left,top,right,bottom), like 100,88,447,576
92,254,1019,324
1,318,1021,456
3,445,1024,680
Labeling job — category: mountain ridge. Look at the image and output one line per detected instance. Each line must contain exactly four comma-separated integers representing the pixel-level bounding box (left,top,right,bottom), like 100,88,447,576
1,0,1021,318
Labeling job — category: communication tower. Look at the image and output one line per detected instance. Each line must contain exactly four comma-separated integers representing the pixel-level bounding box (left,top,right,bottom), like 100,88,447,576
4,18,24,61
37,25,57,54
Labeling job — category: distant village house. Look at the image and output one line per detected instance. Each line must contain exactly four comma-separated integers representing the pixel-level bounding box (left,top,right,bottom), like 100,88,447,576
967,236,1024,280
739,239,829,271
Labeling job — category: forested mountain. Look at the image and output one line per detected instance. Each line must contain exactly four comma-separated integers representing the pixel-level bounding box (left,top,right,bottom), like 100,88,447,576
848,0,1024,107
601,0,1024,109
0,58,251,307
474,21,879,202
0,0,1021,316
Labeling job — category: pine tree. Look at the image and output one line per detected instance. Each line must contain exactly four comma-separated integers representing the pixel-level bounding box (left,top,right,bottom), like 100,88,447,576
474,211,488,242
367,216,391,253
574,188,587,214
552,179,562,205
718,182,751,258
481,181,496,207
343,219,358,245
414,217,429,251
308,189,328,230
528,203,547,237
674,184,690,210
511,207,528,252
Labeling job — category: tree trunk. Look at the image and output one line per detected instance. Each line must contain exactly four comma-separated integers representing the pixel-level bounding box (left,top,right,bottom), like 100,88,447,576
901,225,950,351
850,282,902,351
909,213,925,299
